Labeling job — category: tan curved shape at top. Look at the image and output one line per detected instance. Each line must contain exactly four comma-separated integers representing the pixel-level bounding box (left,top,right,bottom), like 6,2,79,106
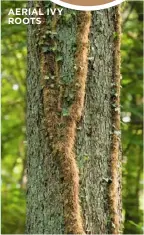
61,0,115,6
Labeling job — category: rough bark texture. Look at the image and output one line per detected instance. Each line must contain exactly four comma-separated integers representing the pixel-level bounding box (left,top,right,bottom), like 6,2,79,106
26,2,64,234
77,8,122,234
26,2,122,234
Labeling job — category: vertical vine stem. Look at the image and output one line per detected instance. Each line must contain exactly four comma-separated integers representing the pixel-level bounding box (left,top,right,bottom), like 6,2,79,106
110,5,122,234
39,5,92,234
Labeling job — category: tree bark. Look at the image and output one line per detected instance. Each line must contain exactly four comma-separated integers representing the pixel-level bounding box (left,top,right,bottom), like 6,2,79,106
77,9,122,234
26,1,122,234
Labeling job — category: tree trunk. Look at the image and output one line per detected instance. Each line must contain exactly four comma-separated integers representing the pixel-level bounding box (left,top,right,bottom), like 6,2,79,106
26,1,122,234
77,9,122,234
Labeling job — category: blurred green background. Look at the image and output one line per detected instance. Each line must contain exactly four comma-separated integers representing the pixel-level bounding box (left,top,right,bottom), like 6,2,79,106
1,1,143,234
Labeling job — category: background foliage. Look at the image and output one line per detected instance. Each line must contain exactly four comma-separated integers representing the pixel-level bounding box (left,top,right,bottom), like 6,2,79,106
1,1,143,234
121,2,143,234
2,2,27,233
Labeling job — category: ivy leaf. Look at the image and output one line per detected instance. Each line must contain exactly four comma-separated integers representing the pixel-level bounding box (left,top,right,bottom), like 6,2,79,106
50,46,57,52
46,30,57,35
62,108,69,117
42,46,49,53
113,32,118,39
44,76,49,80
56,56,63,62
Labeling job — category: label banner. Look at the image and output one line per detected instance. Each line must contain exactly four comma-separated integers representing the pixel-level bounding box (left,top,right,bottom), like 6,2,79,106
50,0,124,10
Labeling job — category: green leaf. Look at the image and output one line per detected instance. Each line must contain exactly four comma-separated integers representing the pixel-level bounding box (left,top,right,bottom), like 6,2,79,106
62,108,69,117
56,55,63,62
42,46,49,53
